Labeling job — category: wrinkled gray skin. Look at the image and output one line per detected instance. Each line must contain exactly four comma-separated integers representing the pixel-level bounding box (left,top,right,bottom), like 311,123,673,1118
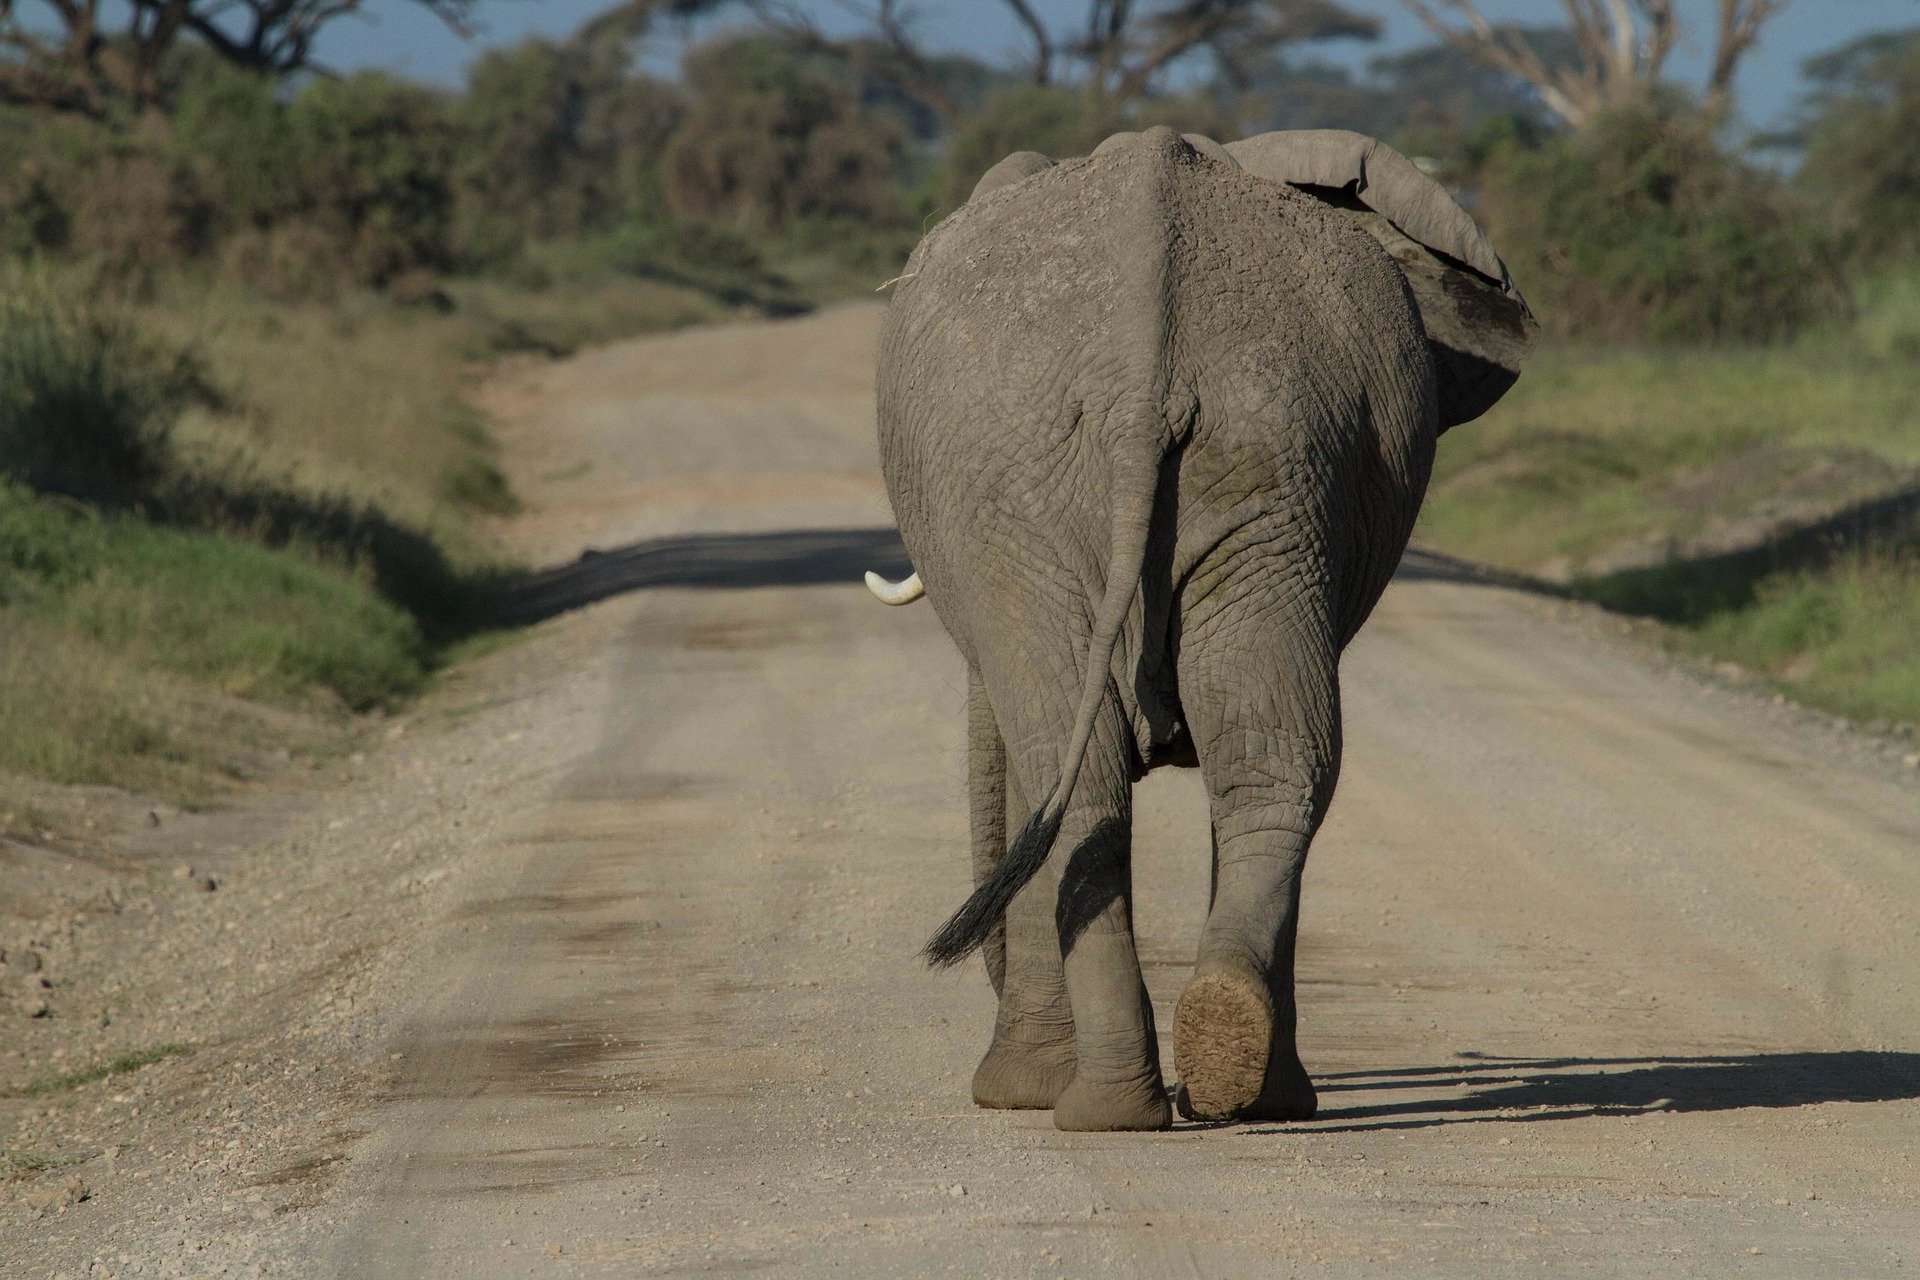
877,127,1534,1131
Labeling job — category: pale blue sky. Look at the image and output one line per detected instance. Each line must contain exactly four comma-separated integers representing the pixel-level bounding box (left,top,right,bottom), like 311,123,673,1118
312,0,1920,130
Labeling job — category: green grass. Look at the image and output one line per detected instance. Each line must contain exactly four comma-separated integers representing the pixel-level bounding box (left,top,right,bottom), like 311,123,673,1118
4,1043,192,1099
0,482,427,797
1420,336,1920,728
1420,342,1920,570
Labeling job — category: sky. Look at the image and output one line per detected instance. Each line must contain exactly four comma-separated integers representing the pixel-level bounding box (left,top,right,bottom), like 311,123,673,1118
310,0,1920,131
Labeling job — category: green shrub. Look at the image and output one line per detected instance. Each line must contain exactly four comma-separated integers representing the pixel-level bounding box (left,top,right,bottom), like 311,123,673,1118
0,481,426,711
664,34,908,233
0,269,206,503
1800,32,1920,269
1847,262,1920,360
286,72,457,287
1476,101,1837,343
454,35,682,262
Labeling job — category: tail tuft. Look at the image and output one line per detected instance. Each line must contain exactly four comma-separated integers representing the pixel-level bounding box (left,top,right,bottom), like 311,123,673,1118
923,804,1064,967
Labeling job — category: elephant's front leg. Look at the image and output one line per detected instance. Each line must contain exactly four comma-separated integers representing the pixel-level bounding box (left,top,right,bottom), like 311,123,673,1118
968,671,1076,1109
1173,592,1340,1123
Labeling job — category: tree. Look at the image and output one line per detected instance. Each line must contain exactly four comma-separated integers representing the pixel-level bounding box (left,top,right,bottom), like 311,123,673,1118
456,33,681,254
1798,27,1920,266
748,0,1378,126
663,32,907,232
1231,26,1577,142
1393,0,1787,129
0,0,478,114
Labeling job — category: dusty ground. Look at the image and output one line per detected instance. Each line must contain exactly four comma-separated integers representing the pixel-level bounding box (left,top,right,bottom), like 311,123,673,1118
4,304,1919,1278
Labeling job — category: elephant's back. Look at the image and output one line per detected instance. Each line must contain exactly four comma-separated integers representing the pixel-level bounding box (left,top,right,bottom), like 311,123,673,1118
880,130,1420,439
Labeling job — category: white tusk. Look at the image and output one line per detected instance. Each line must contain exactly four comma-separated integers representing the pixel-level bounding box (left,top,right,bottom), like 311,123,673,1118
864,570,925,605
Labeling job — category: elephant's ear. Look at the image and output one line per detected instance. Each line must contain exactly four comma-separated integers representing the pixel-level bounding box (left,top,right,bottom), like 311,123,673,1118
1224,129,1537,430
970,150,1056,202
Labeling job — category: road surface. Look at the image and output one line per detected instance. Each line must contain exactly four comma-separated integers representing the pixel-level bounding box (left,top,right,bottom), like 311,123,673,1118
325,305,1920,1276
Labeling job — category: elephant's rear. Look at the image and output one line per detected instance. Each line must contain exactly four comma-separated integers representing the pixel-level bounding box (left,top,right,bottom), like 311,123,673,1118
876,128,1434,703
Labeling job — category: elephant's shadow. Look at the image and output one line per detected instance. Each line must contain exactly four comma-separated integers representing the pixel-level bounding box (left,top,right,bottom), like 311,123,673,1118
1245,1050,1920,1133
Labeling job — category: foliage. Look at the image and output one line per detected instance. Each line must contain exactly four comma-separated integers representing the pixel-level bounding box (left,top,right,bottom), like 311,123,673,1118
1417,337,1920,728
664,34,908,233
0,481,426,711
0,267,209,503
285,73,458,287
1799,29,1920,270
454,34,682,262
1475,101,1836,343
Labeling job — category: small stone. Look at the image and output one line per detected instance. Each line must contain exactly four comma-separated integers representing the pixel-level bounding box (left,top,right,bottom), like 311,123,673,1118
546,1243,563,1257
1901,753,1919,770
501,1239,513,1248
147,811,162,828
19,949,42,973
198,875,218,893
24,1175,88,1212
173,864,193,880
26,998,49,1018
947,1183,966,1198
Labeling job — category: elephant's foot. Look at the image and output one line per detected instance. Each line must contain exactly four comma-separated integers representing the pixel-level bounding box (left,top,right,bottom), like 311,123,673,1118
972,1037,1076,1110
1172,960,1296,1122
1052,1073,1172,1132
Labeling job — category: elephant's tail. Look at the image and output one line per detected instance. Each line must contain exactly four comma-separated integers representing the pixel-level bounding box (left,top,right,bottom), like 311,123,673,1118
923,450,1160,968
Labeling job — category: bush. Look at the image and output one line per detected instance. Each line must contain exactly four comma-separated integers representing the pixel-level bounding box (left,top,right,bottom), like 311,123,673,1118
454,36,683,262
0,107,215,282
664,34,907,232
286,73,457,287
1800,31,1920,269
1475,101,1837,343
0,268,205,503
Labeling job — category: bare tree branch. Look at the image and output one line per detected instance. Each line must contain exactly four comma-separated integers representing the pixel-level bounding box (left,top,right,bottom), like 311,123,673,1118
1707,0,1784,115
1395,0,1772,129
998,0,1053,84
747,0,959,122
0,0,481,112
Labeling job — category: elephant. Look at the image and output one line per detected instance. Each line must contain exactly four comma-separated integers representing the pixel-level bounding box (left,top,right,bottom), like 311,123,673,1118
864,126,1535,1131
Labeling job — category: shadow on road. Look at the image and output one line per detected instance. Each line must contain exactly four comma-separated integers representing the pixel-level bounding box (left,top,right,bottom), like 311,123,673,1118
490,526,913,625
490,528,1569,628
1263,1050,1920,1134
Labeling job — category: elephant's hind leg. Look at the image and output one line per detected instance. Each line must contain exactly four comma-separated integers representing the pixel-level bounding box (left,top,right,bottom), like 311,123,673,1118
1172,585,1339,1124
968,671,1076,1110
991,680,1168,1131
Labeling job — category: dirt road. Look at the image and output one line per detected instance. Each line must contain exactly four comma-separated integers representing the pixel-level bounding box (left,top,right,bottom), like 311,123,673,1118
16,304,1918,1277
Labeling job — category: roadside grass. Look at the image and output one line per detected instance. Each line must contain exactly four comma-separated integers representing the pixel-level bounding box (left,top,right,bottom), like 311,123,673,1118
0,266,743,805
1420,342,1920,571
1420,338,1920,729
2,1043,192,1099
0,487,425,800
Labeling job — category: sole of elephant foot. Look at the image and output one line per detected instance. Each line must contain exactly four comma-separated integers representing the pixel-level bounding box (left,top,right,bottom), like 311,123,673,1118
971,1041,1076,1110
1171,965,1274,1122
1174,1061,1316,1124
1051,1075,1173,1132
